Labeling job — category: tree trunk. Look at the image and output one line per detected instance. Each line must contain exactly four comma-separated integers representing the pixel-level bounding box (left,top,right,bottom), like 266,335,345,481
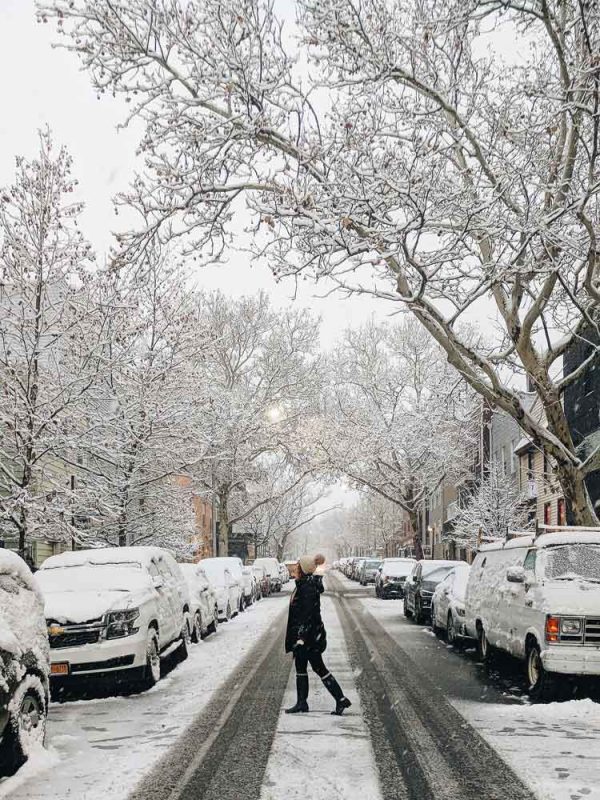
217,490,230,556
554,461,597,527
276,541,285,561
118,508,128,547
539,385,599,526
18,506,27,560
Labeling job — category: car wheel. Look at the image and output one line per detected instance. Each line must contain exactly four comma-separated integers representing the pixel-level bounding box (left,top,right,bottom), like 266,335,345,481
239,597,245,613
414,597,424,625
0,674,47,775
225,602,232,622
175,613,191,662
431,605,441,636
191,611,203,643
447,613,458,646
141,628,161,690
403,597,413,619
208,610,218,635
476,623,491,664
526,641,556,701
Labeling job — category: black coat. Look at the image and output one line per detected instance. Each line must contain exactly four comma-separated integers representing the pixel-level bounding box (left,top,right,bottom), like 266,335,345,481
285,575,327,654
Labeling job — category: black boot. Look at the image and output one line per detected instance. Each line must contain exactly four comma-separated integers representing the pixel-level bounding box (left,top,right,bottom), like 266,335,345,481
285,674,309,713
322,673,352,716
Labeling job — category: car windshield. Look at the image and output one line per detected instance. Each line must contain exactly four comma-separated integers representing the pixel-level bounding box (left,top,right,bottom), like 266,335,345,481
200,562,226,586
383,561,414,577
36,563,149,593
544,544,600,583
422,564,455,582
365,560,381,569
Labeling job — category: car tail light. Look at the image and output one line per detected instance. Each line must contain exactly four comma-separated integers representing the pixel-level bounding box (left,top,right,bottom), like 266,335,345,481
545,615,560,643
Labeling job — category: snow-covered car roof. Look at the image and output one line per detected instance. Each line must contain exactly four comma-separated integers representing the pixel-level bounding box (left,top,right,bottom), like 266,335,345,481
479,530,600,553
40,546,170,571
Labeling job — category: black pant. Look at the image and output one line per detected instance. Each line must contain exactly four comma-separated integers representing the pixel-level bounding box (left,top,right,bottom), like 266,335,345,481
294,649,330,678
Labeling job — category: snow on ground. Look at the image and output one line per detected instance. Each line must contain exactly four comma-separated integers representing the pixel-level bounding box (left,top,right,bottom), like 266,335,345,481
353,578,600,800
260,595,382,800
1,590,291,800
458,697,600,800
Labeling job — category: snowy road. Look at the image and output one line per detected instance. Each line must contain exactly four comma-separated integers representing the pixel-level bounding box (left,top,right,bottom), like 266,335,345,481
3,573,600,800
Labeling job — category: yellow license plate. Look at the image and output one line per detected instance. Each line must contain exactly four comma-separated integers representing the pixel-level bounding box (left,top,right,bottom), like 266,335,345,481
51,662,70,676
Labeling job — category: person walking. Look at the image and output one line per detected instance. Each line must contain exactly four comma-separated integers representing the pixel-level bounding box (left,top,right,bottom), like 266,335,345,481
285,555,351,716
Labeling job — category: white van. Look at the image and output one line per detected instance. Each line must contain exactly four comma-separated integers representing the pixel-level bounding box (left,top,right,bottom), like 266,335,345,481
465,529,600,700
37,547,191,691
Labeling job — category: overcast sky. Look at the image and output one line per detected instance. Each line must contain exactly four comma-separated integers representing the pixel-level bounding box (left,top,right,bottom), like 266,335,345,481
0,0,366,517
0,0,396,348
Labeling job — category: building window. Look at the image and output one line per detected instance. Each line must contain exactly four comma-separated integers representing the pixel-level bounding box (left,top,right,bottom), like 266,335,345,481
544,502,552,526
500,445,506,474
543,451,550,484
557,498,566,526
527,450,535,480
511,440,517,474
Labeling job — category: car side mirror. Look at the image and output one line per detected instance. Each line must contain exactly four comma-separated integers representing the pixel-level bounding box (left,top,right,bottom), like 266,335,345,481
152,575,164,589
506,566,526,584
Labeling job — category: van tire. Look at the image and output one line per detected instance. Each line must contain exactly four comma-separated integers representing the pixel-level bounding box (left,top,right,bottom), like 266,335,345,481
526,642,556,702
403,598,413,619
476,624,491,664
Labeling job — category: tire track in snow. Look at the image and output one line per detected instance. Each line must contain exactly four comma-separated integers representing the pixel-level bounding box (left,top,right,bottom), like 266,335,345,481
330,574,536,800
128,605,291,800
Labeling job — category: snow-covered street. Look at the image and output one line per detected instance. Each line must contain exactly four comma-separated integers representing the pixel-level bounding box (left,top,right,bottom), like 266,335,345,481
0,592,291,800
6,573,600,800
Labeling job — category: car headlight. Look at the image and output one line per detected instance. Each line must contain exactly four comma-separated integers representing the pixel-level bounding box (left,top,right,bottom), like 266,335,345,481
456,607,466,617
561,617,582,635
105,609,140,639
421,590,433,597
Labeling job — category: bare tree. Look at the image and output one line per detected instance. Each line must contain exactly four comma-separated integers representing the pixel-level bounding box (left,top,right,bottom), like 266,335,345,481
76,246,202,552
43,0,600,523
0,131,101,556
450,461,532,550
240,465,335,560
190,291,322,555
321,318,476,536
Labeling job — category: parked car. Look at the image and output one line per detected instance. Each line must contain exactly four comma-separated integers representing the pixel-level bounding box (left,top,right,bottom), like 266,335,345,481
359,558,382,585
404,559,463,624
205,557,251,611
431,563,471,645
199,559,242,621
279,563,290,585
179,563,219,641
253,558,282,592
252,564,270,598
36,547,191,692
351,558,367,581
375,558,416,598
465,529,600,700
0,551,49,775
